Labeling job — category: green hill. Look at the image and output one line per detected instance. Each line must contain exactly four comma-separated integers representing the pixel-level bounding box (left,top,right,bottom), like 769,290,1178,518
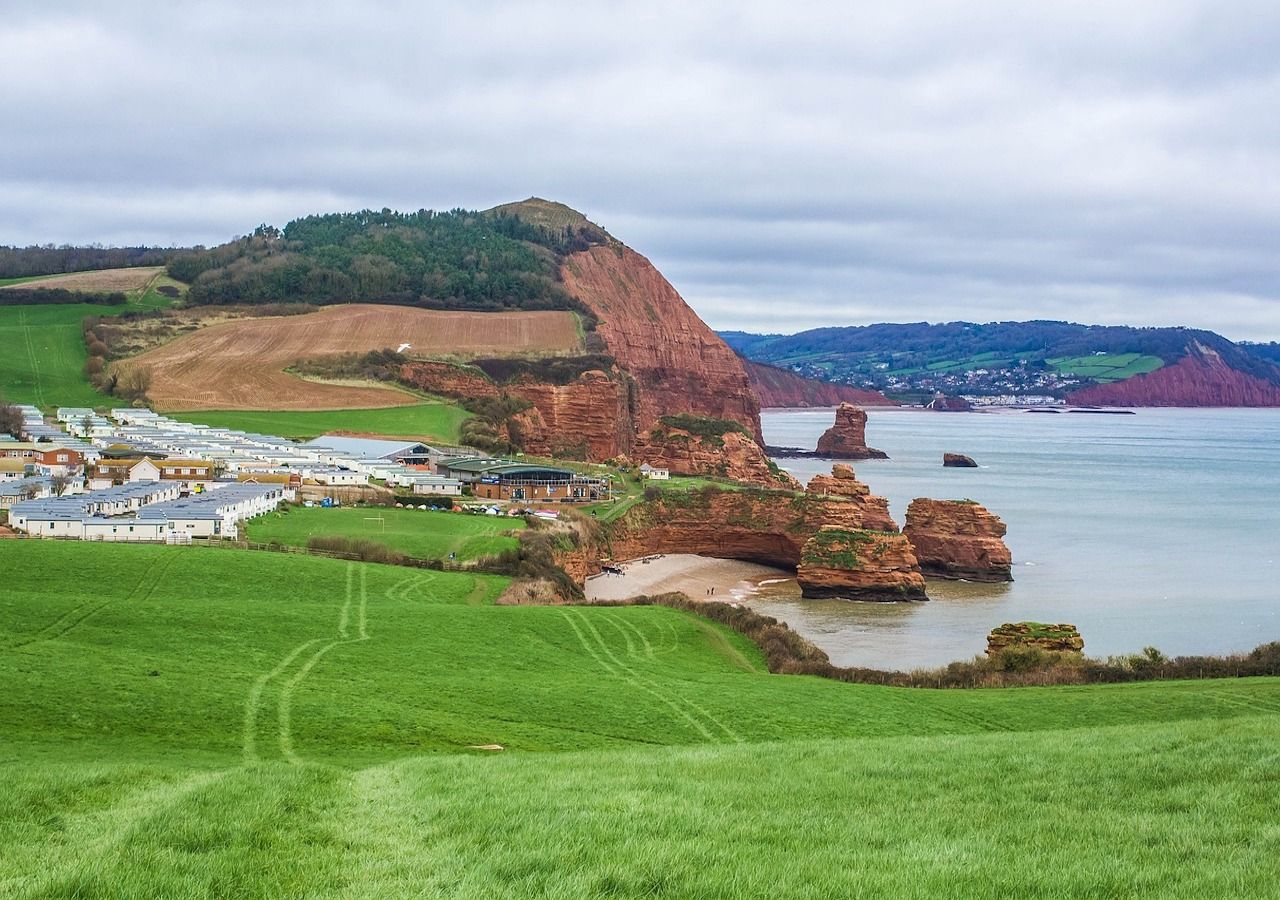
3,541,1279,896
722,321,1280,402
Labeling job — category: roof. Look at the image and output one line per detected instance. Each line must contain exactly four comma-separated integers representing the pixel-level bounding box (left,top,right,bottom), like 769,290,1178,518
303,436,433,460
0,459,29,473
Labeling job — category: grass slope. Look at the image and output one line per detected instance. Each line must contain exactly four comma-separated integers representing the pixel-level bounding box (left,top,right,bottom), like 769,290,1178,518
0,269,176,408
0,304,116,407
178,402,471,443
246,506,524,560
1049,352,1165,382
3,541,1279,897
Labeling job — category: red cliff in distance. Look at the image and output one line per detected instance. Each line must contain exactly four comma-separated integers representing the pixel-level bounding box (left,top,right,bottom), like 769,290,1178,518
744,360,893,409
1068,346,1280,407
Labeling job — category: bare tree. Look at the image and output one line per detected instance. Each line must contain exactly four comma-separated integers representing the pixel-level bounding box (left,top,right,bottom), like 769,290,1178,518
50,474,71,497
0,400,21,438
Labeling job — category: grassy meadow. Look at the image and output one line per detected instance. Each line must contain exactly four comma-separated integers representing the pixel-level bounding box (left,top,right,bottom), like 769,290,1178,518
178,402,471,443
245,505,524,561
3,540,1280,896
0,269,176,408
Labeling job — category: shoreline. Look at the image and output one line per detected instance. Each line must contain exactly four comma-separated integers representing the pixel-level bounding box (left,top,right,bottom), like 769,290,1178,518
585,553,793,604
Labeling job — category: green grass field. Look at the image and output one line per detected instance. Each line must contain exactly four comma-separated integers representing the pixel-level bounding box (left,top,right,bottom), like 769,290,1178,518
179,402,471,443
3,540,1280,896
0,303,116,407
1050,352,1164,382
0,270,177,408
246,505,524,560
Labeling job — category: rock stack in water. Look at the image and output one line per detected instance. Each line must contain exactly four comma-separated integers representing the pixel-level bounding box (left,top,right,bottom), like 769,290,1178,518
903,498,1013,582
814,403,888,460
986,623,1084,656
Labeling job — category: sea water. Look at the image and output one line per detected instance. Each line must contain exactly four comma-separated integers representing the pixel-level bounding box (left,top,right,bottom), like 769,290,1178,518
750,407,1280,669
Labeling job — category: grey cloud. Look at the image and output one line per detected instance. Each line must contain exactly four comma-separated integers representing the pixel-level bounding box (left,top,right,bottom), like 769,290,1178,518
2,0,1278,340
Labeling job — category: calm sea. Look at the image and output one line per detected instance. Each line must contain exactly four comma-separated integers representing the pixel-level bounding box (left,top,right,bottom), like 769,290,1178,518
749,407,1280,670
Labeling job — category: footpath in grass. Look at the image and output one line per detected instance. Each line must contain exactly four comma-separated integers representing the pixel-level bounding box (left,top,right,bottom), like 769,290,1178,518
0,270,177,408
3,540,1280,897
179,402,471,443
246,505,524,561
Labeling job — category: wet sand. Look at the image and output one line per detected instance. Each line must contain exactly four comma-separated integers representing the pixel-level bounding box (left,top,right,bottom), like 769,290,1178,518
585,553,794,603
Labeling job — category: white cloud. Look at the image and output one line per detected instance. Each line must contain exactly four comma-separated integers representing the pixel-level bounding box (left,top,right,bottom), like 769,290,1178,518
1,0,1278,339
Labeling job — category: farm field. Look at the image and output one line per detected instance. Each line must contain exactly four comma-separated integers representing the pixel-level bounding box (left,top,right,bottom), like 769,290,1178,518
2,540,1280,896
120,304,582,411
246,505,524,561
0,265,164,294
0,269,178,407
0,303,118,407
1050,352,1165,382
180,401,471,443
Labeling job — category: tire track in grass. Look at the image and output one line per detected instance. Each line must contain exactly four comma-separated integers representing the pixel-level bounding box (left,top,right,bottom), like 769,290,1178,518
243,638,322,764
9,553,177,651
278,563,371,765
17,307,46,408
604,613,654,658
582,611,743,743
16,768,233,896
561,609,725,744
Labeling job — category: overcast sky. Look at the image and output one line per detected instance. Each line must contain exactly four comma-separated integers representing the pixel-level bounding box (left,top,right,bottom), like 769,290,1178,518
3,2,1278,340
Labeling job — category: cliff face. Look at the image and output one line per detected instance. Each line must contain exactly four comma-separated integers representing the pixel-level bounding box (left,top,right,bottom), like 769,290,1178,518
635,423,799,489
560,245,763,442
903,499,1013,582
400,361,500,401
506,371,634,461
797,528,927,601
744,360,892,408
804,464,897,531
815,404,888,459
1068,345,1280,407
577,474,926,601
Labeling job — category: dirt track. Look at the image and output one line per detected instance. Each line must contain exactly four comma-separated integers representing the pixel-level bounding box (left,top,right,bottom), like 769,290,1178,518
1,267,164,292
120,304,580,410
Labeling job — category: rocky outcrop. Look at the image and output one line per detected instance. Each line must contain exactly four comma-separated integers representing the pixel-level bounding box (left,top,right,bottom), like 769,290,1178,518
797,527,927,601
636,419,798,489
506,371,634,461
560,243,764,443
927,394,972,412
903,499,1012,582
576,479,924,602
804,464,897,531
1068,345,1280,407
744,360,893,408
986,623,1083,656
399,360,500,401
943,453,978,468
814,403,888,460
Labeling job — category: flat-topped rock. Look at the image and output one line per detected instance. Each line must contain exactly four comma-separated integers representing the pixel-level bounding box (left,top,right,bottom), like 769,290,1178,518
943,453,978,467
815,404,888,460
986,622,1083,656
904,498,1012,582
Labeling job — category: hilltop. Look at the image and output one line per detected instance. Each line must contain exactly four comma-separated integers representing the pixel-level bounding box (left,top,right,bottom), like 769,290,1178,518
723,321,1280,406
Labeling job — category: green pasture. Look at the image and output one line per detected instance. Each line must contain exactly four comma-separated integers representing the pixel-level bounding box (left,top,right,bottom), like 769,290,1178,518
0,271,178,408
2,541,1279,897
179,402,471,443
1050,352,1164,382
246,505,523,561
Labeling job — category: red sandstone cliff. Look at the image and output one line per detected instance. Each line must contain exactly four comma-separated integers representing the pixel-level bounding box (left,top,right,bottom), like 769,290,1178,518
815,404,888,460
805,464,897,531
796,528,926,602
577,473,925,602
744,360,893,408
559,243,764,443
1068,344,1280,407
903,498,1012,583
635,421,800,489
506,372,634,461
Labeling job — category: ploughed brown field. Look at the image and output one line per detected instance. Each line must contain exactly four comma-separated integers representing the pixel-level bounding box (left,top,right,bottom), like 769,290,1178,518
119,304,581,410
1,266,164,292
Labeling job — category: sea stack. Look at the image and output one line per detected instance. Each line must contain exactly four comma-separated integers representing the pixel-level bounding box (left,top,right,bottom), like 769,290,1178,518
943,453,979,468
986,623,1084,656
903,498,1013,582
815,403,888,460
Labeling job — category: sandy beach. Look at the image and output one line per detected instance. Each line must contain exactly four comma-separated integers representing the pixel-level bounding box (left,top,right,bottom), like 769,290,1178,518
585,553,794,603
